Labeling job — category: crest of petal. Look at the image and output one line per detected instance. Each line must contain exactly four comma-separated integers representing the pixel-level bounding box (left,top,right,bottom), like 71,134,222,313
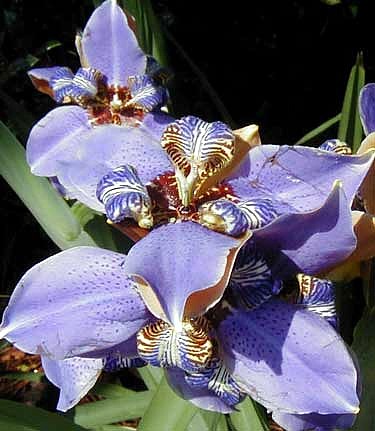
166,367,234,414
28,66,72,98
253,182,356,278
127,75,168,111
228,145,374,213
96,164,153,227
296,275,337,328
42,356,103,411
218,298,359,415
81,0,146,85
161,116,235,206
228,240,282,309
359,83,375,135
26,106,92,177
0,247,152,359
123,221,242,326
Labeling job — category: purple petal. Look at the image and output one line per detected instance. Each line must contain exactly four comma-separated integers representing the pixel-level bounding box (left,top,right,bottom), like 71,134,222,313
81,0,146,85
253,182,356,278
56,123,173,211
0,247,151,359
359,83,375,135
272,410,357,431
218,298,359,415
142,111,174,141
123,221,241,325
229,145,374,213
166,367,234,414
26,106,92,177
42,356,103,411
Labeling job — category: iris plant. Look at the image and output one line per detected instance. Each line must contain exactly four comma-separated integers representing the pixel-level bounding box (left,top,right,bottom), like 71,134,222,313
26,0,172,200
1,108,374,431
2,1,375,429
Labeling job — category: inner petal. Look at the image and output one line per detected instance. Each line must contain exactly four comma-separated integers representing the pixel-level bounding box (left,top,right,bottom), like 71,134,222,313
137,317,213,373
96,164,153,228
161,116,235,206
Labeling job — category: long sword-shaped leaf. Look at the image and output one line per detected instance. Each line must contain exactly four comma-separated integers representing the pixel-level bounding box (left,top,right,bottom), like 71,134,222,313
137,375,198,431
73,391,153,428
0,399,86,431
295,113,341,145
338,53,365,152
0,121,96,249
228,397,269,431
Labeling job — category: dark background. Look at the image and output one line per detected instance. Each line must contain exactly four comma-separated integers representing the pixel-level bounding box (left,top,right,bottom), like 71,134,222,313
0,0,373,298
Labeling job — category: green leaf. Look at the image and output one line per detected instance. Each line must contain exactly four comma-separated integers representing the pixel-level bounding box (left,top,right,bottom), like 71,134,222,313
351,307,375,430
137,365,163,391
137,375,198,431
73,392,152,428
121,0,168,67
338,53,365,152
0,399,86,431
0,121,97,250
295,113,341,145
228,397,269,431
92,426,135,431
92,383,141,399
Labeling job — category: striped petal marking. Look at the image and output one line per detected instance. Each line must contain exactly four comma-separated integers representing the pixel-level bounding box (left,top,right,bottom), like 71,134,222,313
185,358,245,407
126,75,168,112
103,353,146,372
319,139,352,155
198,197,278,236
161,116,235,206
296,274,337,328
137,316,213,373
228,241,282,309
96,164,153,228
50,67,103,104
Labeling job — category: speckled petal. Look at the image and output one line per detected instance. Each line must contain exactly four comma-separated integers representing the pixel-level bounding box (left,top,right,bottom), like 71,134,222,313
218,298,359,415
0,247,152,359
228,145,374,213
272,410,357,431
81,0,146,85
26,106,92,176
359,83,375,135
55,124,173,211
253,182,356,278
166,367,234,414
123,221,242,326
42,356,103,411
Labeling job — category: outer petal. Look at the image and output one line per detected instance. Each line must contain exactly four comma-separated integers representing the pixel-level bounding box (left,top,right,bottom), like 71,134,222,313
228,145,374,213
56,123,173,211
359,83,375,135
253,183,356,278
81,0,146,85
42,356,103,412
272,410,356,431
26,106,92,176
166,368,233,414
0,247,152,358
123,221,243,326
218,299,359,415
